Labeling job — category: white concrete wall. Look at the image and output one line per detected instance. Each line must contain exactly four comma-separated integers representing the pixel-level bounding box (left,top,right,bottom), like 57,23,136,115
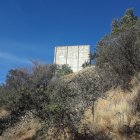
79,45,90,71
54,45,90,72
67,46,79,72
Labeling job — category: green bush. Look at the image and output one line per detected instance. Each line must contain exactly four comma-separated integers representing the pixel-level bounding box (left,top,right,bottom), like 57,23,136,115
56,64,73,77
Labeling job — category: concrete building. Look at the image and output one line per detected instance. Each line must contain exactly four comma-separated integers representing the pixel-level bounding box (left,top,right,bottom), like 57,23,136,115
54,45,90,72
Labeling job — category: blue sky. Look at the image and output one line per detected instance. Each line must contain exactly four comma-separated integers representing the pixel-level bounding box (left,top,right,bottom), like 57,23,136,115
0,0,140,83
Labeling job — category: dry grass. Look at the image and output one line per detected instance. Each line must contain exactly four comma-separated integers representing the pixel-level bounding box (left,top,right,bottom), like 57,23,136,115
0,112,41,140
92,84,140,139
79,106,94,134
0,107,10,118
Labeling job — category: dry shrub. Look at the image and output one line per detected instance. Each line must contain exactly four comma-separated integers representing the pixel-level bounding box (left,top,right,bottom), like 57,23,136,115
46,127,73,140
63,66,95,82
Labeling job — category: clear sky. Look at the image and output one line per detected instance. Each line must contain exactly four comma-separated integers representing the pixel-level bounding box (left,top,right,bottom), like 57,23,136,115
0,0,140,83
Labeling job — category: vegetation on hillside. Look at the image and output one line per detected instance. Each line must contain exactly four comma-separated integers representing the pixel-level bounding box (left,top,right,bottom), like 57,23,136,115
94,8,140,91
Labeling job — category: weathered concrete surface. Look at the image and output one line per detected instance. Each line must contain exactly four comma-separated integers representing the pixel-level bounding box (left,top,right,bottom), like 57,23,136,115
54,45,90,72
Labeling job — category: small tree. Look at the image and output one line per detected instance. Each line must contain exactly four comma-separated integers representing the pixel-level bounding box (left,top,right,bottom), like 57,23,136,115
82,61,91,68
31,61,57,88
5,68,30,90
56,64,73,77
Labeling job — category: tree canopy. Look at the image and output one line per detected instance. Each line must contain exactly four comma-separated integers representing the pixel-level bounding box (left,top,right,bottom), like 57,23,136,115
112,8,138,35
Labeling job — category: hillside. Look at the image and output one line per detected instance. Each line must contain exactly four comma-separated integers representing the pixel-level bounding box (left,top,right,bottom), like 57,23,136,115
0,9,140,140
0,66,140,140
